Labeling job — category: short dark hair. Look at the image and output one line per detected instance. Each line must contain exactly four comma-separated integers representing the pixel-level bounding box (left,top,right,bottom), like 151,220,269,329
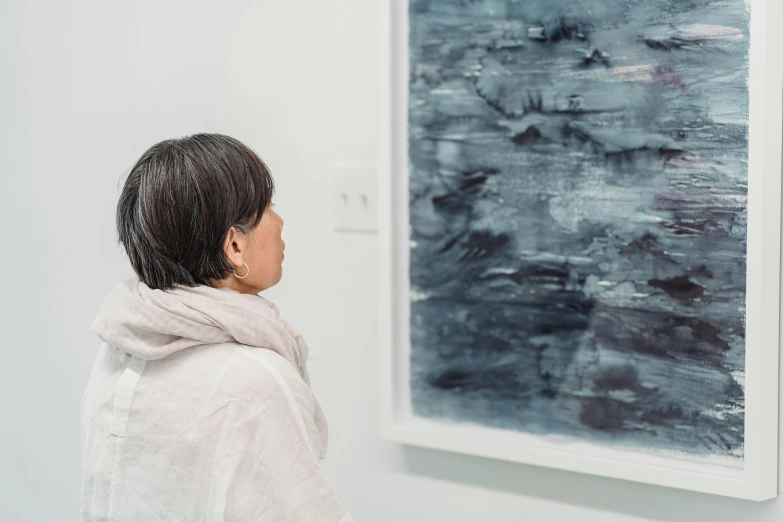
116,133,275,290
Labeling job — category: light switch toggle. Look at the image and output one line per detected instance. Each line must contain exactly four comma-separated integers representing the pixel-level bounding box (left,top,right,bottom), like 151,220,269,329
333,166,378,233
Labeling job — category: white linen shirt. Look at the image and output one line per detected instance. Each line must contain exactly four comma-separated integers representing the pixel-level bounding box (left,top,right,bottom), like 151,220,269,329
81,279,353,521
81,340,352,521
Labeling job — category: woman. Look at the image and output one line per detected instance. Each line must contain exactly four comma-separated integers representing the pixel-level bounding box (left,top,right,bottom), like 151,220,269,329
81,134,353,522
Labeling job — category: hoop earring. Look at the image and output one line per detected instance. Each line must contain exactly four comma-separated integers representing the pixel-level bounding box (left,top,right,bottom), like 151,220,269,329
233,262,250,279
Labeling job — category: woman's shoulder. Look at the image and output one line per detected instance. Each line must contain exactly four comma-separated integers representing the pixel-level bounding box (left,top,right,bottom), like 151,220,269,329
151,340,306,390
126,342,316,440
230,345,315,415
173,343,319,447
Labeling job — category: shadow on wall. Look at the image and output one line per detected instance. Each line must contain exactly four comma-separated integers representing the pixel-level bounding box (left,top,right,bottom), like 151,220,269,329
400,445,779,522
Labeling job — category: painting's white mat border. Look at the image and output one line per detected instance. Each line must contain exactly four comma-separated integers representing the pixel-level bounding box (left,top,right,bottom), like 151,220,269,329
378,0,782,500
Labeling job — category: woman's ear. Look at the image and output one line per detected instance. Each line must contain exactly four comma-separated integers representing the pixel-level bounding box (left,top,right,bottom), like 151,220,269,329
222,226,247,267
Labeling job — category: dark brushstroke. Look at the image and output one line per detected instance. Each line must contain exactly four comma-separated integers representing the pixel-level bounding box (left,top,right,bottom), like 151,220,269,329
648,275,705,300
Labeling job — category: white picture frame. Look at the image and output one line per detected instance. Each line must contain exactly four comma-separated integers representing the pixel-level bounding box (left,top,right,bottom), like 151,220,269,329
378,0,782,500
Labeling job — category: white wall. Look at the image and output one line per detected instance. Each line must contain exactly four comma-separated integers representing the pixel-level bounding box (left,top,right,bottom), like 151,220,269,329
1,1,780,520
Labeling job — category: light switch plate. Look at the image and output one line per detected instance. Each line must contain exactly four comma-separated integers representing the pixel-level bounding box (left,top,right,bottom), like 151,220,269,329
333,166,378,233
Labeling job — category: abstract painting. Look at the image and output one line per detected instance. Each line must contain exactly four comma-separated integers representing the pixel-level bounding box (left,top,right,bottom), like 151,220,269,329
406,0,752,466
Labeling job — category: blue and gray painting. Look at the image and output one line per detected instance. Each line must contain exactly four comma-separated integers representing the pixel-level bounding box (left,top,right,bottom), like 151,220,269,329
408,0,749,461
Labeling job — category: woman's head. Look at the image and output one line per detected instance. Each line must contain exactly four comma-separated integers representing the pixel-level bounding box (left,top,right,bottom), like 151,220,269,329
117,133,284,294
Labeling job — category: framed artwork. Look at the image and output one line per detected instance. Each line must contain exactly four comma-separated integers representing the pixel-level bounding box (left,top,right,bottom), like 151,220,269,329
378,0,782,500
